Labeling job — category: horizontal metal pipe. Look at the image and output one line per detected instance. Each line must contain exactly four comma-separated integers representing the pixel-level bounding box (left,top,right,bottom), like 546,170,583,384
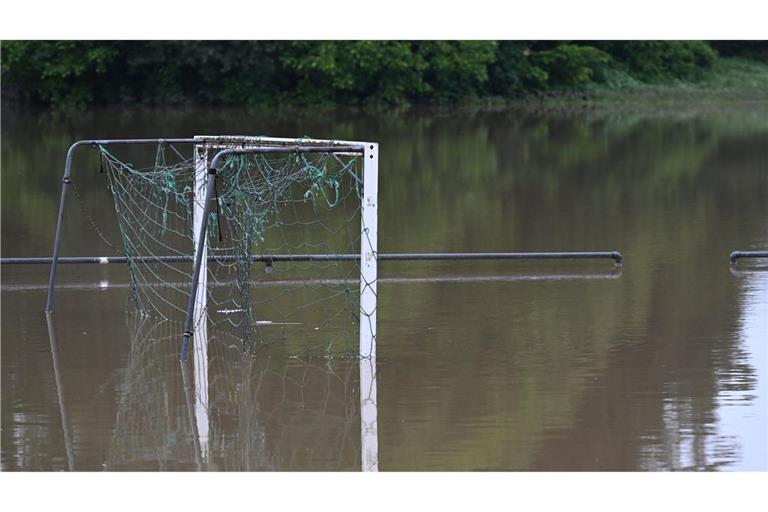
196,135,371,147
84,138,199,145
3,251,623,265
380,251,623,264
729,250,768,263
209,145,365,171
66,139,367,148
71,140,365,155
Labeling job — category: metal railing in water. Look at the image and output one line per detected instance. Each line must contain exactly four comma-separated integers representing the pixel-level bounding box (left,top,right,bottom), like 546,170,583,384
1,251,624,267
729,251,768,264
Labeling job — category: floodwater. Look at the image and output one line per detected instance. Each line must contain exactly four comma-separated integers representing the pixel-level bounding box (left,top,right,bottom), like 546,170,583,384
2,104,767,471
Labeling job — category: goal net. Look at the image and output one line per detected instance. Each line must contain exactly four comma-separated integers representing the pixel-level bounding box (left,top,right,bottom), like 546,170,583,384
98,136,378,360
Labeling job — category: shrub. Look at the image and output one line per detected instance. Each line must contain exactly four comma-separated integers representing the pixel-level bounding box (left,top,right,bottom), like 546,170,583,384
596,41,718,81
278,41,428,106
2,41,119,106
533,44,612,87
413,41,498,102
488,42,549,96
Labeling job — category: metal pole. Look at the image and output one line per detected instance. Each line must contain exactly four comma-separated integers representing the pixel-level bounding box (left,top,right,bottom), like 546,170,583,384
14,251,624,266
46,142,85,312
180,167,217,361
730,251,768,263
207,145,365,170
360,143,378,360
44,138,201,312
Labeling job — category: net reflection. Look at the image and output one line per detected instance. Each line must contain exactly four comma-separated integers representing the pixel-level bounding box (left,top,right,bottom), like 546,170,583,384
105,315,198,470
100,311,378,471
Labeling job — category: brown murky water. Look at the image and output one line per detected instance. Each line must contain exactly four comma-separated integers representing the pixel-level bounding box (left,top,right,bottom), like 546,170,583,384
2,105,767,471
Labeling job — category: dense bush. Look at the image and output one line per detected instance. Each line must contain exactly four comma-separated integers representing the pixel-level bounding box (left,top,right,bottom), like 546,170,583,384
413,41,497,102
487,42,548,95
533,44,612,87
278,41,427,105
1,41,283,106
2,41,119,105
709,41,768,62
595,41,718,81
0,40,751,108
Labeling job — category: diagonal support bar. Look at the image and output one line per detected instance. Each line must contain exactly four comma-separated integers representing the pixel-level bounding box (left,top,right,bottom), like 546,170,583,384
179,166,218,361
45,138,200,312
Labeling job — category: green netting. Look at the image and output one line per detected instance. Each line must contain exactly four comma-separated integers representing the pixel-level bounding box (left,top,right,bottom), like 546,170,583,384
106,312,363,470
99,139,368,358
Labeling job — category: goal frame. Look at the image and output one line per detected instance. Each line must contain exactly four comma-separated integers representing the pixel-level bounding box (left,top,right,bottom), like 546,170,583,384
44,136,379,361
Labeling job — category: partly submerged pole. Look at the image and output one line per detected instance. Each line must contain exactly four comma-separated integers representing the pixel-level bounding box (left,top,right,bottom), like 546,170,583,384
180,165,217,361
7,251,624,266
730,251,768,263
45,139,201,313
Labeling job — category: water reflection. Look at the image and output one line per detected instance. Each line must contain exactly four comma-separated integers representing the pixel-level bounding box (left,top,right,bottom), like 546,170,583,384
44,312,74,470
642,268,767,471
719,269,767,470
44,309,380,471
360,357,379,472
104,316,199,470
180,360,205,470
2,269,623,293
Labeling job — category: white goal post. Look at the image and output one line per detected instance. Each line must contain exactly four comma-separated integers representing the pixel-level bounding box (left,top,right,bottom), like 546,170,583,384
187,135,378,361
188,135,379,471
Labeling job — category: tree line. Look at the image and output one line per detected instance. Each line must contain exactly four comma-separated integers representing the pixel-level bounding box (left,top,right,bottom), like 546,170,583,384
2,41,767,108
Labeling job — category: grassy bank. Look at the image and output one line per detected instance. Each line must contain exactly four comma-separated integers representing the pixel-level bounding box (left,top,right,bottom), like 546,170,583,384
499,57,768,111
591,58,768,104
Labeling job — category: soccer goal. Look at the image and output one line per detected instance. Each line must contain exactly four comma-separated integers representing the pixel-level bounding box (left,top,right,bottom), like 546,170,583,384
46,136,379,361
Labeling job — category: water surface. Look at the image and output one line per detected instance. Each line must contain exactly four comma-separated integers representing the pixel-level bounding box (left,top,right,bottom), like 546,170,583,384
2,105,767,470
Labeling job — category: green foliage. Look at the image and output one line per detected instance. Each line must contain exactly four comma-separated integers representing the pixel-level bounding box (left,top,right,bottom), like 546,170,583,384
279,41,428,106
1,41,283,107
710,41,768,62
488,42,548,95
702,57,768,91
413,41,497,101
2,41,119,106
596,41,718,81
2,40,755,108
533,44,612,87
